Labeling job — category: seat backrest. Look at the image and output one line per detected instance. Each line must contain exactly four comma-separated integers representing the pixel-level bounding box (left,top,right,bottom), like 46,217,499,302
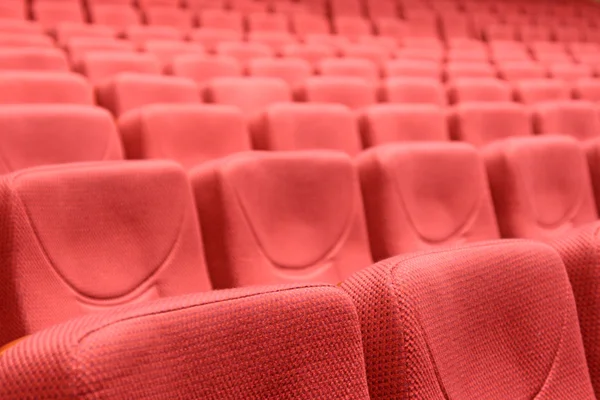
0,285,370,399
534,101,600,141
252,103,362,155
0,105,123,173
341,240,595,399
356,143,499,258
549,63,593,82
317,57,379,84
247,57,311,87
33,2,85,28
54,22,116,47
190,151,373,288
297,77,376,111
119,104,251,168
0,161,212,346
281,43,335,67
168,54,241,89
0,33,52,49
189,27,241,52
450,102,532,147
76,52,162,84
66,37,136,65
89,5,140,31
513,79,571,105
383,59,441,79
0,72,94,105
144,6,193,31
573,79,600,102
96,73,201,117
124,26,183,46
445,62,496,81
0,48,68,72
448,78,512,104
198,9,243,31
290,14,330,36
333,16,372,40
484,136,598,240
204,77,291,118
360,104,449,147
247,12,289,32
215,41,274,64
381,78,446,106
497,61,546,81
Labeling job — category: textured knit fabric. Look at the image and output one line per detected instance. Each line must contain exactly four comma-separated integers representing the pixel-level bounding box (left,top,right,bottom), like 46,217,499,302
342,240,595,399
551,222,600,398
0,161,212,347
0,285,370,400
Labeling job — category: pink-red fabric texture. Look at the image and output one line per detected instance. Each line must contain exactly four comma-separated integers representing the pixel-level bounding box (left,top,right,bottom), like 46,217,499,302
484,136,598,240
342,240,596,399
0,161,212,346
0,105,123,173
0,285,370,399
357,143,499,259
190,151,373,288
551,223,600,398
119,104,251,168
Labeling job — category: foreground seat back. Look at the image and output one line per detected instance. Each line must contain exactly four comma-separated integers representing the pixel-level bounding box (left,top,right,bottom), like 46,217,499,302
0,105,123,173
534,101,600,141
0,72,94,105
357,143,499,259
484,136,598,240
190,151,373,288
342,240,595,399
0,161,212,346
0,285,370,399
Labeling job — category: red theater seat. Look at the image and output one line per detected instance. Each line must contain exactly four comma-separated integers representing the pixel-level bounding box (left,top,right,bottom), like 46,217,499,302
296,77,376,111
513,79,570,105
448,78,512,104
534,101,600,141
333,17,372,40
483,24,517,41
281,43,335,67
0,72,93,105
189,28,241,52
365,0,397,18
373,18,406,40
142,40,205,69
357,143,499,258
317,58,379,83
381,78,446,106
0,20,43,35
341,241,595,399
89,5,141,32
247,58,311,87
0,285,370,399
0,48,68,72
144,6,194,32
497,62,546,82
0,2,26,20
445,62,496,81
97,73,201,117
168,54,242,89
205,77,291,118
0,161,212,347
290,14,330,37
247,12,289,33
0,33,53,48
124,26,184,47
360,104,449,147
548,64,593,83
198,10,243,32
0,105,123,173
484,136,598,240
383,59,441,79
252,103,362,155
33,2,85,29
190,151,373,288
215,41,274,64
246,32,296,54
450,102,532,147
76,52,162,85
54,23,116,46
65,38,136,65
119,104,251,168
574,79,600,102
329,0,363,17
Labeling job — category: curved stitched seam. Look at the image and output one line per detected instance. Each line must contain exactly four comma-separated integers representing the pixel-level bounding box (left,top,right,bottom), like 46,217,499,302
387,241,557,399
531,270,570,399
387,158,484,244
13,188,188,301
514,156,584,229
227,172,357,269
